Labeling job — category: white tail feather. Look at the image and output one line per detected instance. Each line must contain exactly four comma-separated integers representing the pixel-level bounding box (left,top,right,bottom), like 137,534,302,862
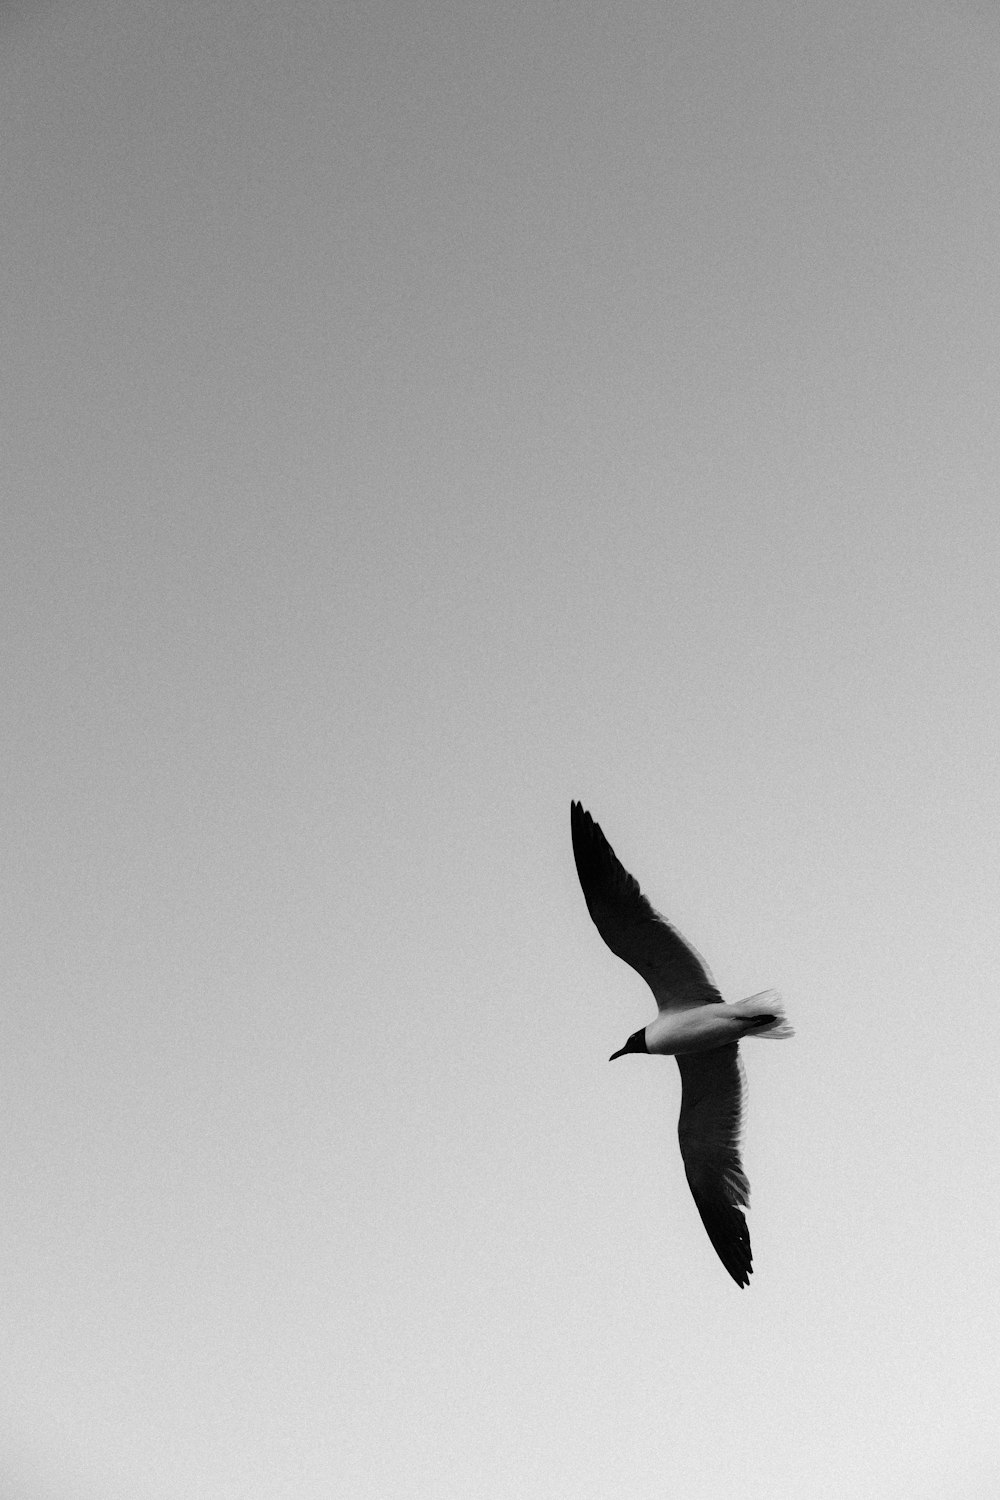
737,988,794,1039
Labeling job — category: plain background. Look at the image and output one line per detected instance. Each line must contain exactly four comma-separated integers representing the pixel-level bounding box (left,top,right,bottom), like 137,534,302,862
3,1,999,1496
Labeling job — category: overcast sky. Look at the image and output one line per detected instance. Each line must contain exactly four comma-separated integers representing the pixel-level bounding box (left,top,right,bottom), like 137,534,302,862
3,2,1000,1496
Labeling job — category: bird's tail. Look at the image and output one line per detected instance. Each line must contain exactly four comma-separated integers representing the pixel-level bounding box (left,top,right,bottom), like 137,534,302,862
736,989,794,1039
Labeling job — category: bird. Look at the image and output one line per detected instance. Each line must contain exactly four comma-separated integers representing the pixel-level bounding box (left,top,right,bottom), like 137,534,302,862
570,801,792,1287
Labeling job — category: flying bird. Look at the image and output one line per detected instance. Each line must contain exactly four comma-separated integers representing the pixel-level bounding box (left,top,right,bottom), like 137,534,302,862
570,801,792,1287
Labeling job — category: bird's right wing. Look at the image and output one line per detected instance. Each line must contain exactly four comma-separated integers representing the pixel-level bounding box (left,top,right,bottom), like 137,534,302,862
676,1044,752,1287
571,801,720,1011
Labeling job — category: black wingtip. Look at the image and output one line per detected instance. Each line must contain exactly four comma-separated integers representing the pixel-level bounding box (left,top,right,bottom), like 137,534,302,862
570,800,641,909
570,800,601,853
571,803,598,854
692,1201,753,1288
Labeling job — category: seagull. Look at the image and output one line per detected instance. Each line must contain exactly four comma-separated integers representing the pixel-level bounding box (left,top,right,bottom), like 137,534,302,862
570,801,792,1287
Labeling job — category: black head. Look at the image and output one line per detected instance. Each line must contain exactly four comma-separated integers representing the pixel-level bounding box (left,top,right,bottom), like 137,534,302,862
609,1027,648,1061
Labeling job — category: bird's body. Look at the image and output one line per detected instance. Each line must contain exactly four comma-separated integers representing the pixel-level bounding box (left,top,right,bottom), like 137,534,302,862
570,801,793,1287
643,990,791,1055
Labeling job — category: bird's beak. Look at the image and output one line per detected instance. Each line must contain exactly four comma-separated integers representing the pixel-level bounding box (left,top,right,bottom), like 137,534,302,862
608,1046,628,1061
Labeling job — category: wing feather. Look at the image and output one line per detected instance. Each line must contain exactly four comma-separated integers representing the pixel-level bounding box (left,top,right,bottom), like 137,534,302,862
676,1044,752,1287
570,801,720,1011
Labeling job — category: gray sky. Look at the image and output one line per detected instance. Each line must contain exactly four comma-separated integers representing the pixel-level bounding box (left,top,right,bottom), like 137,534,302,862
3,1,999,1496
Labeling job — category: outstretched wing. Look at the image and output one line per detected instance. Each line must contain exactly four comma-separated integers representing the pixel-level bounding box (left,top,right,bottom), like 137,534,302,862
676,1045,752,1287
570,801,720,1011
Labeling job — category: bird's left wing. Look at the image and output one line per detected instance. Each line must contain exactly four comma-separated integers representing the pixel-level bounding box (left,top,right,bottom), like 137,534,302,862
676,1044,752,1287
571,801,720,1010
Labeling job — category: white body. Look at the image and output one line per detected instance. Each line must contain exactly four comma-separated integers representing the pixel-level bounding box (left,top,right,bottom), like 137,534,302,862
645,989,792,1055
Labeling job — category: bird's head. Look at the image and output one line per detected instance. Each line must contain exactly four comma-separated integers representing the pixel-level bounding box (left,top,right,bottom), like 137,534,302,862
609,1027,649,1062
